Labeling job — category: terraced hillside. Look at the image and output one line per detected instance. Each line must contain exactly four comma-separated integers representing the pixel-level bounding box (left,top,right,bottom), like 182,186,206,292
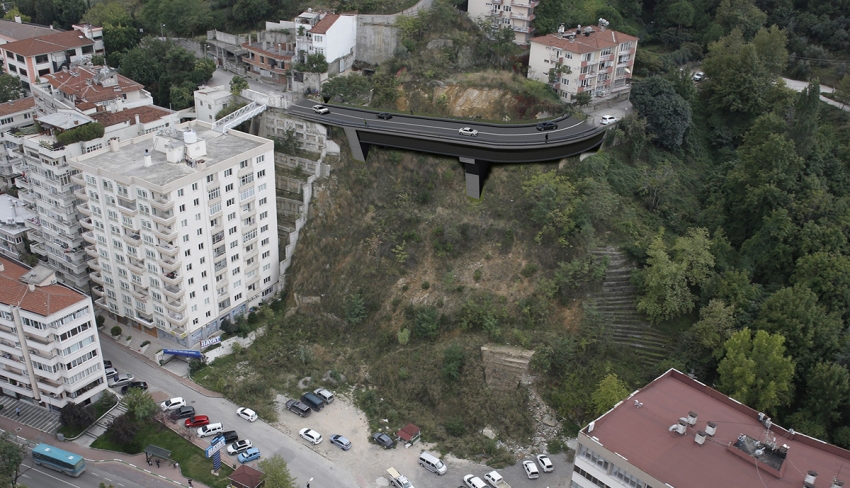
588,247,671,366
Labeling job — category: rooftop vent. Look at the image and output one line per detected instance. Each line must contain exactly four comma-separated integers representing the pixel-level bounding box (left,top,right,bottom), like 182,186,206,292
831,480,845,488
669,419,687,435
805,471,818,488
695,431,706,446
687,411,698,425
705,421,717,436
143,148,152,167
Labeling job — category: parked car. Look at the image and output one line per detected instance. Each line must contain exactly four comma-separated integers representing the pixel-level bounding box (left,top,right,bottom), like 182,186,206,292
236,407,258,422
312,105,330,114
108,373,134,388
285,399,312,418
121,381,148,394
104,367,119,378
536,454,554,472
313,388,334,404
693,71,705,81
160,397,185,411
463,475,488,488
458,127,478,137
299,428,323,445
170,406,195,420
227,439,253,455
184,415,209,428
197,423,223,438
221,430,238,443
376,112,393,120
372,432,395,449
330,434,352,451
300,392,325,412
536,121,558,131
522,460,540,479
238,447,261,464
484,471,510,488
103,360,113,369
600,115,617,125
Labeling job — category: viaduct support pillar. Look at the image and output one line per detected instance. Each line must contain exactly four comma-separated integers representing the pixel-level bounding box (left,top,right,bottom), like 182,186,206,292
343,127,367,162
461,157,487,199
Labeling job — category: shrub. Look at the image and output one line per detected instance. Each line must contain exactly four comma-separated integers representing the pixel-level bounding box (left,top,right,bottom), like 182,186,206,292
110,326,121,337
444,416,467,436
60,402,94,429
441,343,465,382
397,328,410,345
96,315,105,328
55,122,105,145
140,340,150,347
473,269,482,281
106,414,139,449
421,281,430,290
521,262,539,277
344,293,367,325
412,306,439,340
188,359,206,376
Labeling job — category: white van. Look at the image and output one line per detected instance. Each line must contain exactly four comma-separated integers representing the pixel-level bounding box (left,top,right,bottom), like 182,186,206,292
419,452,447,475
197,423,223,438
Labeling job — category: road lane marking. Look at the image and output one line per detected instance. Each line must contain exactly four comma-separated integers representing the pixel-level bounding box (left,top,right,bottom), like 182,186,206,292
29,467,83,488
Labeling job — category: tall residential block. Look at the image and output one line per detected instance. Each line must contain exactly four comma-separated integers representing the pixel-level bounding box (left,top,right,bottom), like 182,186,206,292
71,121,279,346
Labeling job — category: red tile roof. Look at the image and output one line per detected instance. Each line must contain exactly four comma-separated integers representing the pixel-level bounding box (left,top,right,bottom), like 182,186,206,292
0,258,87,316
310,14,340,34
44,67,143,105
90,105,173,127
0,97,35,117
583,369,850,488
2,29,94,56
530,30,637,54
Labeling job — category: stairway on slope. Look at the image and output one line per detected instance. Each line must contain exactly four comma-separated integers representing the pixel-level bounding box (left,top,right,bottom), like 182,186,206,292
587,247,671,367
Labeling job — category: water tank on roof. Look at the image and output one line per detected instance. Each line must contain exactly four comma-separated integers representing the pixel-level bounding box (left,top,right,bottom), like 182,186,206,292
184,129,197,144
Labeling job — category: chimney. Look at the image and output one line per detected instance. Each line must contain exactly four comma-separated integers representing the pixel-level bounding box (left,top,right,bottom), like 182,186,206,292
831,480,845,488
694,431,706,446
687,411,698,426
0,262,5,272
134,113,141,125
705,421,717,436
263,40,268,50
109,138,119,152
668,419,687,435
805,471,819,488
143,149,152,167
27,284,35,291
14,15,21,23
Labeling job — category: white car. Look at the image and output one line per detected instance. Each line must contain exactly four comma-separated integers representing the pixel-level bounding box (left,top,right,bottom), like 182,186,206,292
536,454,554,472
226,439,253,455
299,428,323,445
693,71,705,81
160,397,185,411
237,407,258,422
463,475,488,488
313,388,334,404
522,460,540,479
600,115,617,125
312,104,330,114
458,127,479,137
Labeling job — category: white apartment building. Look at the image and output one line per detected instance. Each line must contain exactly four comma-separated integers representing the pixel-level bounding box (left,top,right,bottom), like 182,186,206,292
467,0,538,45
0,258,107,411
527,23,637,102
0,30,96,93
0,195,36,261
266,10,357,75
0,97,36,189
71,121,279,347
194,85,233,123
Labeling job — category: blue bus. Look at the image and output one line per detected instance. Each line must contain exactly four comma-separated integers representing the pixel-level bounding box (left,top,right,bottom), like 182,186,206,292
31,443,86,477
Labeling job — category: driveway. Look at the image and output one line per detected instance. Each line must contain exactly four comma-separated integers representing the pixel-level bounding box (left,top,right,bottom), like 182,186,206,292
782,77,847,112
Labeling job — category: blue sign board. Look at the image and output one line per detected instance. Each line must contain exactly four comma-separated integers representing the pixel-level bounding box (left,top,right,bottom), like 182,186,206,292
205,439,226,458
163,349,204,359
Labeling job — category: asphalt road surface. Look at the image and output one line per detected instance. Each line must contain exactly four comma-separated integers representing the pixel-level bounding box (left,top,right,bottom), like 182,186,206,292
288,99,595,145
100,339,359,488
18,457,176,488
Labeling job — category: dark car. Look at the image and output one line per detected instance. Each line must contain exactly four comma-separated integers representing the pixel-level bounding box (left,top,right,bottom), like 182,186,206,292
286,399,312,418
300,392,325,412
372,432,395,449
376,112,393,120
536,121,558,131
103,360,113,369
121,381,148,394
221,430,239,443
170,406,195,420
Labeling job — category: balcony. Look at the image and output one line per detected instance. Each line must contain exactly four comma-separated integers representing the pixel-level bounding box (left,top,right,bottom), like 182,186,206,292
510,12,534,20
85,245,98,258
162,271,180,286
150,195,174,211
153,224,176,241
151,209,176,226
30,242,46,256
135,312,154,326
77,202,91,216
122,232,142,246
164,298,186,313
92,285,104,297
163,284,184,299
157,256,180,271
130,285,149,301
82,231,96,244
88,260,101,272
156,242,179,257
74,188,87,200
167,310,188,326
24,217,40,230
89,272,104,284
80,218,93,230
117,199,137,216
127,257,145,274
511,25,529,32
94,297,107,308
70,173,84,186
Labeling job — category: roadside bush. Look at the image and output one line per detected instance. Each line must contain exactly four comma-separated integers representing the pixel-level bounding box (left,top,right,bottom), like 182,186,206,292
60,402,94,429
188,359,206,375
96,315,105,328
441,343,466,383
106,414,139,450
140,340,150,347
110,326,121,337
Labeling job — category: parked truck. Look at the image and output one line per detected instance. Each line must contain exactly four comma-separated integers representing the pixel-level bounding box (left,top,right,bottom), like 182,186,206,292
387,467,414,488
484,470,511,488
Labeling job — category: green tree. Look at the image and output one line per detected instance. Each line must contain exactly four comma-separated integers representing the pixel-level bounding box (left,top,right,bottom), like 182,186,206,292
788,80,820,158
0,75,22,103
715,0,767,38
321,74,371,103
0,431,28,488
574,91,592,106
690,300,736,360
3,7,32,22
123,388,158,421
106,413,139,447
791,252,850,316
751,25,788,75
666,1,695,32
230,76,249,96
344,293,366,325
295,53,328,73
716,328,795,415
413,306,439,340
703,29,774,116
369,72,399,108
798,362,850,428
835,75,850,108
522,171,581,246
60,401,95,429
141,0,211,37
441,343,466,383
258,454,296,488
231,0,271,28
591,373,630,416
55,0,88,29
82,1,132,26
629,76,692,149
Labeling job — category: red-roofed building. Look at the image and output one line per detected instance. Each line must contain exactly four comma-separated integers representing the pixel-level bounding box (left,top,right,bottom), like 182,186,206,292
527,24,637,102
0,257,107,410
264,9,357,80
36,65,152,115
572,369,850,488
0,30,96,92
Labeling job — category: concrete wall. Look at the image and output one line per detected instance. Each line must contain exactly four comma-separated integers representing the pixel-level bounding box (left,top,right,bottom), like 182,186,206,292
173,38,205,58
355,0,435,64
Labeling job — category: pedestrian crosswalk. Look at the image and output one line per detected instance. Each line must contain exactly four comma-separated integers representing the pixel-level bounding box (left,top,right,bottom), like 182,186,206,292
0,396,61,433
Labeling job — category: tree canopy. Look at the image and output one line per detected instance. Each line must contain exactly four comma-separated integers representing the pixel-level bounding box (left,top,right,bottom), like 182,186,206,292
630,76,692,149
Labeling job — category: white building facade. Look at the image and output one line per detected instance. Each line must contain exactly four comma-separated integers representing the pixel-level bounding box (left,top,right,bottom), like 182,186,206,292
71,121,279,346
0,259,107,411
467,0,538,45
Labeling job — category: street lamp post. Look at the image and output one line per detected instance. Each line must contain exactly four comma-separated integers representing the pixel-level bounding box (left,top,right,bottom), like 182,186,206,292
161,24,165,39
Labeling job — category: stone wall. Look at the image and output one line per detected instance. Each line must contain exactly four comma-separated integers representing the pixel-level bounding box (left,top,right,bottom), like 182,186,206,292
356,0,435,65
480,345,535,391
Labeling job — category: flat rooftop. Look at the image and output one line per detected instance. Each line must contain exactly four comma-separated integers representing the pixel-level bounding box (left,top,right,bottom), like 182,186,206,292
583,369,850,488
73,122,267,188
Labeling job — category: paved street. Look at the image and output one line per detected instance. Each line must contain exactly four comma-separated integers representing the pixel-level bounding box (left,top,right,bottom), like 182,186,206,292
18,455,178,488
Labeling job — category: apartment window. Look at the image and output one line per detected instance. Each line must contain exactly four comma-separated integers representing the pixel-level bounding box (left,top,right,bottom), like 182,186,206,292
192,182,199,191
258,183,267,193
260,211,268,220
208,188,220,200
181,219,188,227
257,170,265,178
232,267,240,275
228,212,236,221
239,159,249,168
261,238,269,246
178,189,184,196
224,168,233,177
183,235,189,242
186,264,192,271
228,226,237,235
231,254,240,262
240,173,254,185
259,197,267,206
260,225,269,233
226,183,234,192
184,250,191,257
198,243,204,250
226,198,235,207
194,198,200,206
179,204,186,212
188,278,194,285
240,187,255,201
210,202,222,215
230,240,238,248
